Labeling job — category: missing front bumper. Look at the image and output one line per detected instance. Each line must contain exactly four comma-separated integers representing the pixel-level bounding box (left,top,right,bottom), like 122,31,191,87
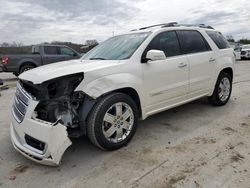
10,118,72,166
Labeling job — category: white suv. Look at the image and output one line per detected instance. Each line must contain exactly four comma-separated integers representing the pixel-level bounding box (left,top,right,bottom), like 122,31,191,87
240,45,250,60
11,23,235,165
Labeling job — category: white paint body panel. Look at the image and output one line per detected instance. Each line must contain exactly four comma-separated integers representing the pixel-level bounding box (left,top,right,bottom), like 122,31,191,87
142,55,189,115
234,51,241,60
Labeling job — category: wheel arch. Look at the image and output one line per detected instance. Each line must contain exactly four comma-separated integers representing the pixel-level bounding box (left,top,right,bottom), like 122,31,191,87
109,87,142,118
220,67,233,80
209,66,234,96
78,73,146,119
19,61,37,73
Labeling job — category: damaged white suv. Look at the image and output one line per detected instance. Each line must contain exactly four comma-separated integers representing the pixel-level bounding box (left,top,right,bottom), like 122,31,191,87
11,23,235,165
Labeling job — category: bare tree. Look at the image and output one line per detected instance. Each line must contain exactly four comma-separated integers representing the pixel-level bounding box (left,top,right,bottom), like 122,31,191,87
1,42,10,47
226,35,235,42
85,40,98,47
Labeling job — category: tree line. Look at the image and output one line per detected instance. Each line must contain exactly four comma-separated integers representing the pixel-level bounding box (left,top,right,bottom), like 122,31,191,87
226,35,250,44
0,40,99,55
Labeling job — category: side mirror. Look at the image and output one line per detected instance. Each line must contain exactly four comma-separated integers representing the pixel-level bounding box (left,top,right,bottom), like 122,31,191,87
146,50,166,62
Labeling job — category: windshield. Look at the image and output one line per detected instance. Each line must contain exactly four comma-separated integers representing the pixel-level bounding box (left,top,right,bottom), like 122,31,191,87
82,32,150,60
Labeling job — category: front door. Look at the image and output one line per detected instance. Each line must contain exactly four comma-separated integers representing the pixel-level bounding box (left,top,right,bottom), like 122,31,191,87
142,31,189,115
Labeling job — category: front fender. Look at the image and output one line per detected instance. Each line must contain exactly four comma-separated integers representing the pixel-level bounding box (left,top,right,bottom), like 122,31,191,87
77,73,145,107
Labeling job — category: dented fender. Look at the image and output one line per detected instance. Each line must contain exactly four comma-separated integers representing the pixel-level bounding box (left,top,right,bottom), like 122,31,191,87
78,73,145,99
77,73,147,119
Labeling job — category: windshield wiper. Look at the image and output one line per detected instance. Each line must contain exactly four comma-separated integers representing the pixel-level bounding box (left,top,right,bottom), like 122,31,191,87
89,57,107,60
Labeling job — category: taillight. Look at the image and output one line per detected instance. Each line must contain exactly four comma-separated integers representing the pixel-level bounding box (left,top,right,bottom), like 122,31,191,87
1,56,9,65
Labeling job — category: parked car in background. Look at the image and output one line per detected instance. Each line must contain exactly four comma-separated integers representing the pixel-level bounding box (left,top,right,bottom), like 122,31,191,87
240,45,250,60
0,45,81,76
10,23,235,165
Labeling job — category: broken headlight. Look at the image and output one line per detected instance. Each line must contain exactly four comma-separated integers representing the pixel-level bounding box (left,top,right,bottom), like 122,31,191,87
21,73,85,129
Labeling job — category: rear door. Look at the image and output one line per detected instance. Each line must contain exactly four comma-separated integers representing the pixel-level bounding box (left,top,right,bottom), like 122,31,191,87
177,30,215,99
142,31,189,114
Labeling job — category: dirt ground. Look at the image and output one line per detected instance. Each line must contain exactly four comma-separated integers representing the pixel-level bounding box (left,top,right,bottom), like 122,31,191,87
0,61,250,188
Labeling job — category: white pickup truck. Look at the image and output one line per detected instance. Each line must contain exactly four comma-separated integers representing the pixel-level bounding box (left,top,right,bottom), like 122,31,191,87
10,23,235,165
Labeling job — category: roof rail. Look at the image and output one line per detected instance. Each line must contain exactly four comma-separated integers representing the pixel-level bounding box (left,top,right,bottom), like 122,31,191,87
132,22,214,31
138,22,178,30
176,24,214,29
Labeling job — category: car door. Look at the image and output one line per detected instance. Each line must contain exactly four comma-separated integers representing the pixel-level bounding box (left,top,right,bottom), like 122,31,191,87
43,46,65,64
177,30,216,99
142,31,189,114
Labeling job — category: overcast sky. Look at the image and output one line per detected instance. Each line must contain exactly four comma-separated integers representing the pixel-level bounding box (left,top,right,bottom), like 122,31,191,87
0,0,249,45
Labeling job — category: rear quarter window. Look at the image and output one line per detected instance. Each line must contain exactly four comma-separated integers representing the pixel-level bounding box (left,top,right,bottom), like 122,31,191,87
206,31,230,49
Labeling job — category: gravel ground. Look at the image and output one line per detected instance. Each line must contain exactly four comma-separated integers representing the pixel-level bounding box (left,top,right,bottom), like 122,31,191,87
0,61,250,188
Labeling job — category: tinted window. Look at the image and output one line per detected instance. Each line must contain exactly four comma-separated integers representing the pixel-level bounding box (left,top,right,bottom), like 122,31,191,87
145,31,181,58
44,46,60,55
177,30,210,54
60,47,75,56
206,31,230,49
32,46,40,54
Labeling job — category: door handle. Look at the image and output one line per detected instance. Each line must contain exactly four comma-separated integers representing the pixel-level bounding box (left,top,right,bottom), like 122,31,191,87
209,58,216,62
178,63,187,68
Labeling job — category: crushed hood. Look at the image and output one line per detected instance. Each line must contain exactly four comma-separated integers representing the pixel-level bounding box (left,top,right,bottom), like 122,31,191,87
19,59,119,84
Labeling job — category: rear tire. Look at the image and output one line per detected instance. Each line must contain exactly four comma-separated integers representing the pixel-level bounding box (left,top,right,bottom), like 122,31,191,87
19,64,35,74
87,93,138,150
208,72,232,106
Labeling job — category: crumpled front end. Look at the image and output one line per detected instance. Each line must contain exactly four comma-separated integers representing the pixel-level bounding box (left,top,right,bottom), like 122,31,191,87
11,73,87,166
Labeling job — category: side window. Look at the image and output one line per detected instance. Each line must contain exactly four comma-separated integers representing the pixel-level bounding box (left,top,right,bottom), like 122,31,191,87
206,31,230,49
177,30,210,54
44,46,60,55
32,46,40,54
60,47,76,56
144,31,181,58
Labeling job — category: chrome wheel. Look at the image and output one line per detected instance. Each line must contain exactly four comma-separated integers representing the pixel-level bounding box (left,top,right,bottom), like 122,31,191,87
102,102,134,143
23,67,31,72
218,77,231,102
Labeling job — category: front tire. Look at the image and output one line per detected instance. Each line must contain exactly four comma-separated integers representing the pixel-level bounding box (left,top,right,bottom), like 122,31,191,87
208,72,232,106
87,93,138,150
19,64,35,74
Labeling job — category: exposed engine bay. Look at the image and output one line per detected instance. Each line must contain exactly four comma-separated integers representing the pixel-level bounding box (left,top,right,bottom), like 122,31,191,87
20,73,95,138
